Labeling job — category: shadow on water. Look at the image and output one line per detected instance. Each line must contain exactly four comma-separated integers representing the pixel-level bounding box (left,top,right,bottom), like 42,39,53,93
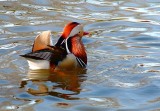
20,69,87,100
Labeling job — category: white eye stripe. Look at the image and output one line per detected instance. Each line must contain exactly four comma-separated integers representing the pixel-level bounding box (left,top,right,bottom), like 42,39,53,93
65,24,83,54
68,25,82,37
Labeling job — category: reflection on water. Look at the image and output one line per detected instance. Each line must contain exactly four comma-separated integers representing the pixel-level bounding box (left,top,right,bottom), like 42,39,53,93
20,69,87,100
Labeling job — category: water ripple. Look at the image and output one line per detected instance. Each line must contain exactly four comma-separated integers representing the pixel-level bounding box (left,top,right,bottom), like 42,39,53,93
1,0,160,111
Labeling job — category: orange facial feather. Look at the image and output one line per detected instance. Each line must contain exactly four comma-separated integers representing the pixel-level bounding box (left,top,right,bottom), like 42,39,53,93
71,36,87,64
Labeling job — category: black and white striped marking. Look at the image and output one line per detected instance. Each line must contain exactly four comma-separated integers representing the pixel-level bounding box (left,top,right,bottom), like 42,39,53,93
76,57,86,68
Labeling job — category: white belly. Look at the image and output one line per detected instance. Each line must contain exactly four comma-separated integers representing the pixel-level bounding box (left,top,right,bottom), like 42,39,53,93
26,54,79,70
27,59,50,70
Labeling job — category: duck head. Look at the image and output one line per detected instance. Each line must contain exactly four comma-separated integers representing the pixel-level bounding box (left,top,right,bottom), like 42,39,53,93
55,22,89,66
55,22,89,46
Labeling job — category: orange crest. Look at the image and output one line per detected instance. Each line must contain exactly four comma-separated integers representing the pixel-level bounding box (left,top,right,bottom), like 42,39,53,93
61,22,80,39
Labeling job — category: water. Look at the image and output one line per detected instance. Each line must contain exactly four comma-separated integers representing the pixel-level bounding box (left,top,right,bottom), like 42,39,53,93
1,0,160,110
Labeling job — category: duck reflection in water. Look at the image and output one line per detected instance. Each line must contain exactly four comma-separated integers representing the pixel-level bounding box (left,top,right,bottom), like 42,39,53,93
20,69,87,100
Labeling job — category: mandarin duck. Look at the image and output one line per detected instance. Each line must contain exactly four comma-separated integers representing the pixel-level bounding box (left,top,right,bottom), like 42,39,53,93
21,22,89,71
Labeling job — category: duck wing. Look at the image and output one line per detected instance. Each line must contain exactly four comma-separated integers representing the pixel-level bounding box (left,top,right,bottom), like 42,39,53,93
21,46,67,66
